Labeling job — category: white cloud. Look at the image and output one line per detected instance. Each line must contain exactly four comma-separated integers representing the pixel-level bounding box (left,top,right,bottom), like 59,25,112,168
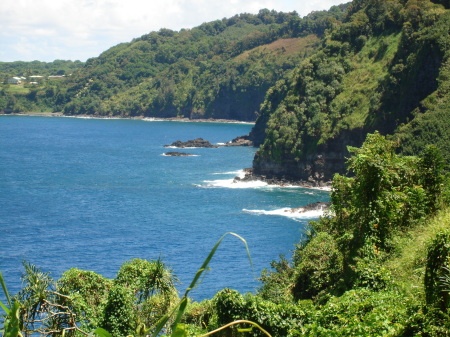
0,0,345,62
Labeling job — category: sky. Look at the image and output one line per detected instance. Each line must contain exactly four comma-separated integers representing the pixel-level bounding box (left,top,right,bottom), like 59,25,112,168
1,0,346,63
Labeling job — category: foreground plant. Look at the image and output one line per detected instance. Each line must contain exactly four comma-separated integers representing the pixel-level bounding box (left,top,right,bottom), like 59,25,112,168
92,232,257,337
0,272,22,337
147,232,253,337
17,262,89,336
1,233,264,337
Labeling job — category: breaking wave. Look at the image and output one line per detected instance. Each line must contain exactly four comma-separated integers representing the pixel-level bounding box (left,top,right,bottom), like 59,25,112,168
242,207,325,219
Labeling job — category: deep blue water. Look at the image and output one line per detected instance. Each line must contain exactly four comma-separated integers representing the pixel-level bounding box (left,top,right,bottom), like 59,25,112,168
0,115,329,300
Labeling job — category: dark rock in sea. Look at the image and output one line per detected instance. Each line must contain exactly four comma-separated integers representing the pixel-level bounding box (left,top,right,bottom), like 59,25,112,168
164,152,195,156
165,136,254,148
290,201,331,214
221,135,254,147
165,138,218,148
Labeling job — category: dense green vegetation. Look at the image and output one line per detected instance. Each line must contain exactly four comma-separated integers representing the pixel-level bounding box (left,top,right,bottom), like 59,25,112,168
252,0,450,180
0,60,84,79
0,7,348,120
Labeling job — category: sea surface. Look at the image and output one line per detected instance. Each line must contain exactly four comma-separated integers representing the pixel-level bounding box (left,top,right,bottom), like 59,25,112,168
0,115,330,300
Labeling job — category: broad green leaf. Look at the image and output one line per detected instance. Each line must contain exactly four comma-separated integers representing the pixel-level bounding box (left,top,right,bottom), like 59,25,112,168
172,324,188,337
0,272,12,307
92,328,114,337
0,300,11,315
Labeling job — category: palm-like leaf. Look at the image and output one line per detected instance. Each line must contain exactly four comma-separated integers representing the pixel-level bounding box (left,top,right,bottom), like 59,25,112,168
149,232,252,337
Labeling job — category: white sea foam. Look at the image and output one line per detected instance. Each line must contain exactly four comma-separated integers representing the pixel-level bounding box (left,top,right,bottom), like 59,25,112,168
161,153,199,157
200,178,308,189
200,170,301,189
243,207,325,219
311,186,332,191
201,169,332,190
211,169,247,178
211,170,244,176
201,178,270,189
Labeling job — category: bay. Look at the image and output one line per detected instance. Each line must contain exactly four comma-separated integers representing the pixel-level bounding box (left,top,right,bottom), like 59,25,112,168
0,115,330,300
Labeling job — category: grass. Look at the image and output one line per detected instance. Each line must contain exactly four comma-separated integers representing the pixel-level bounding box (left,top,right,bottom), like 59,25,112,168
3,85,30,94
332,31,402,135
387,206,450,299
235,34,320,61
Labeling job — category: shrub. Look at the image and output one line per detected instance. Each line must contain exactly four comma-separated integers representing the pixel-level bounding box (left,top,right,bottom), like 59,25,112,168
353,255,392,291
258,255,295,304
425,230,450,312
299,288,411,336
115,258,178,303
58,268,112,330
292,232,344,300
214,289,309,337
100,285,136,337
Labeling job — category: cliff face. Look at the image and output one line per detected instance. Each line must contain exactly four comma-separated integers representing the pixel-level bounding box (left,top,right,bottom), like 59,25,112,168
253,129,366,184
250,0,450,184
190,86,268,121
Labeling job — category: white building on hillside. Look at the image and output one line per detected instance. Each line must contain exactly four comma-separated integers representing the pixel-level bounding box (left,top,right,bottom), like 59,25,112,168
8,77,23,84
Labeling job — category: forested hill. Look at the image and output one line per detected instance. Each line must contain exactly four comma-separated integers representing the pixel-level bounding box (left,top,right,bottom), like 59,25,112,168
0,6,348,120
250,0,450,184
63,7,347,120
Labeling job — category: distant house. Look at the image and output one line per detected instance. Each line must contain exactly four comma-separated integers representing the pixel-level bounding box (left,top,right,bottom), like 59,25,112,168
8,77,22,84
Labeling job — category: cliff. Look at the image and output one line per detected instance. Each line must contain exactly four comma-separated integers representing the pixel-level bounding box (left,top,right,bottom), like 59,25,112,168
250,0,450,183
253,129,366,185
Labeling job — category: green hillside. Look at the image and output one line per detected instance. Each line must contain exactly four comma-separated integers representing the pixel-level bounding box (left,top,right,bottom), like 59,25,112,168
0,7,347,120
251,0,450,182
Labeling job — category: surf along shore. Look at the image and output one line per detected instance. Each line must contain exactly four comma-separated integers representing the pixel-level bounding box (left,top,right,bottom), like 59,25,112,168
0,111,255,125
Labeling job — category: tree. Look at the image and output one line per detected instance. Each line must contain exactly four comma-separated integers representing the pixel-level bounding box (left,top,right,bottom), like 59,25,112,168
16,262,87,336
58,269,112,331
100,285,136,337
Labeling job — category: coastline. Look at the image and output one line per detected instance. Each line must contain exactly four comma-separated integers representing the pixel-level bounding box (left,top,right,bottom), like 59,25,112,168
0,112,255,125
3,112,330,190
234,168,333,191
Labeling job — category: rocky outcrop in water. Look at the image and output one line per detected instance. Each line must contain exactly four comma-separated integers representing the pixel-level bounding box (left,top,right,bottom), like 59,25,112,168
223,135,253,147
165,138,218,148
164,152,196,156
165,136,254,149
289,201,331,214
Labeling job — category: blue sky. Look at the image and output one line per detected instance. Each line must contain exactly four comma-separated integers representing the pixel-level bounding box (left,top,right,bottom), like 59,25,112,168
1,0,346,63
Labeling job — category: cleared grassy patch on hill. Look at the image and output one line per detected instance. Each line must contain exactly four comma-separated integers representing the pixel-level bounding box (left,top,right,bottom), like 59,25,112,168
235,35,320,61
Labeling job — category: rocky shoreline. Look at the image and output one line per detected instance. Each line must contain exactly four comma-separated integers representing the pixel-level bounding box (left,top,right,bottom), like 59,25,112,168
0,112,255,125
289,201,332,214
233,168,332,190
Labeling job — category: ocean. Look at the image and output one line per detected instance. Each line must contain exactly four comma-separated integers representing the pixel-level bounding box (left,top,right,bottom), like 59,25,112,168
0,115,330,300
